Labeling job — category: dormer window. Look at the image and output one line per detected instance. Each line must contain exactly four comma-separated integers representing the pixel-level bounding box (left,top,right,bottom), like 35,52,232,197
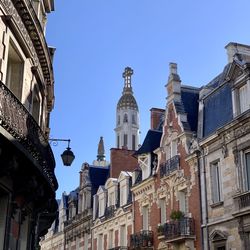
99,197,105,217
232,81,250,117
138,154,151,180
166,139,177,160
239,83,249,113
120,184,127,206
109,191,115,206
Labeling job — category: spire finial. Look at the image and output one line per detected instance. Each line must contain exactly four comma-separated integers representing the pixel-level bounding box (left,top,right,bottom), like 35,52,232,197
97,136,105,161
122,67,133,94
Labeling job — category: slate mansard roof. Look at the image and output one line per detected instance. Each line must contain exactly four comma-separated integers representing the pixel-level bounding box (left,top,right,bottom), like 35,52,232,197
136,130,162,155
202,64,233,137
174,86,200,133
89,165,110,196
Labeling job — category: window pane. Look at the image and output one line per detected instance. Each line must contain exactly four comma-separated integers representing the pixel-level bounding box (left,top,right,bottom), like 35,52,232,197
211,162,221,203
239,84,248,113
246,152,250,190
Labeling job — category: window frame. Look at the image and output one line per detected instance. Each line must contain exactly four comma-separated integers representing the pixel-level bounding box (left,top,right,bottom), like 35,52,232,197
210,160,223,205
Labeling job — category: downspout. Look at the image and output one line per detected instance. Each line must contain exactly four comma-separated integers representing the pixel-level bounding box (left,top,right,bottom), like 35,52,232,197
196,150,204,250
201,148,210,250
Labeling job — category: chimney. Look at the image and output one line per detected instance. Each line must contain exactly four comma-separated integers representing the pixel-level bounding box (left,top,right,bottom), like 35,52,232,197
225,42,250,63
165,62,181,103
150,108,165,130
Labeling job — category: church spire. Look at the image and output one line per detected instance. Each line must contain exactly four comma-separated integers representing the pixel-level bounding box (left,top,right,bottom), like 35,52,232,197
93,136,109,167
97,136,105,161
122,67,133,95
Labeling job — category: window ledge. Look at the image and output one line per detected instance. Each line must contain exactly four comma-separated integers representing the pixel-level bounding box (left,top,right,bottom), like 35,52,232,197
210,201,224,208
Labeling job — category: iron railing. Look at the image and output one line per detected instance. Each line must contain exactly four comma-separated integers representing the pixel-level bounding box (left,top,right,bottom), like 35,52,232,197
104,205,116,219
0,81,57,191
238,192,250,209
160,155,180,178
130,230,153,248
161,218,195,240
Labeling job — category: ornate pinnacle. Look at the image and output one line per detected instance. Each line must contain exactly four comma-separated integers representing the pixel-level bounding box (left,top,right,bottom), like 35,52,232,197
97,136,105,161
122,67,133,94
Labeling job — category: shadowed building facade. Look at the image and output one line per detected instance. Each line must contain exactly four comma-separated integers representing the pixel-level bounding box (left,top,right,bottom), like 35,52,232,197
0,0,58,249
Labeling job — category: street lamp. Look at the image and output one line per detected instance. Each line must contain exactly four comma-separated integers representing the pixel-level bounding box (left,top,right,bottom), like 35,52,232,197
49,138,75,166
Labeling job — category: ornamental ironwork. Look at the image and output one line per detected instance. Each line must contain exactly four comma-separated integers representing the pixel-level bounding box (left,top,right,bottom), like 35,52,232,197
104,205,116,219
0,81,57,191
130,230,153,248
160,155,180,178
161,217,195,241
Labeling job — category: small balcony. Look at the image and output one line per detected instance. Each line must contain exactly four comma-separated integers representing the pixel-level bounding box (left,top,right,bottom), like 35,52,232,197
130,230,153,249
159,218,195,242
160,155,180,178
104,205,116,219
233,191,250,217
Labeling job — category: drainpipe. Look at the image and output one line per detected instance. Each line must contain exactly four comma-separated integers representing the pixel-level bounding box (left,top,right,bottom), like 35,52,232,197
201,148,210,250
196,150,203,250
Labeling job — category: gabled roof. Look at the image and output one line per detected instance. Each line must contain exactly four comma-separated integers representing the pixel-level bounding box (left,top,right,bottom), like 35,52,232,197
135,129,162,155
118,171,132,182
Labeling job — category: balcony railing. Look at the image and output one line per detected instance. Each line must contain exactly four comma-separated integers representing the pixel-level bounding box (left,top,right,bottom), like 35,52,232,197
161,218,195,241
160,155,180,178
130,230,153,248
0,81,57,191
104,205,116,219
238,192,250,209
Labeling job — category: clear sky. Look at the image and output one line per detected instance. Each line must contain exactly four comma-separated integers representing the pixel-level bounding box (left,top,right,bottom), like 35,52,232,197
46,0,250,198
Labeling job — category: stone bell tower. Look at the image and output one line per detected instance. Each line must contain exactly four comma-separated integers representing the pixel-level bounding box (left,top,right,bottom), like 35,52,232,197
115,67,140,150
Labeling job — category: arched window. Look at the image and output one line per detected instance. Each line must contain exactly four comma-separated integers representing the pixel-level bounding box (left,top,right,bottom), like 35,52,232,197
123,114,128,123
117,115,120,125
132,114,136,124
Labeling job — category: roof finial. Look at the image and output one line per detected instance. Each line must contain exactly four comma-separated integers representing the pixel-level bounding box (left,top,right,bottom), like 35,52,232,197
97,136,105,161
122,67,133,94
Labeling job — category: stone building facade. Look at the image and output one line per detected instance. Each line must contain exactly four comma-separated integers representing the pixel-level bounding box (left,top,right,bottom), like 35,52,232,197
194,42,250,250
0,0,58,249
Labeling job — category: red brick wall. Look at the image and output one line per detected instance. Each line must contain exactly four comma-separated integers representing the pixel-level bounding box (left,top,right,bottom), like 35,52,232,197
110,148,138,178
104,234,107,250
127,224,132,246
134,200,142,233
150,108,165,130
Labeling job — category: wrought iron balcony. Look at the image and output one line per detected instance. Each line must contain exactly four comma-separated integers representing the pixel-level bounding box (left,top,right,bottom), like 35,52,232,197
161,218,195,242
0,81,57,191
160,155,180,178
238,192,250,209
130,230,153,248
233,191,250,217
104,205,116,219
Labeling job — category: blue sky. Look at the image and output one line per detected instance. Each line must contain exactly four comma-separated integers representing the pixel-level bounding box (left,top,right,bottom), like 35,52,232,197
46,0,250,198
